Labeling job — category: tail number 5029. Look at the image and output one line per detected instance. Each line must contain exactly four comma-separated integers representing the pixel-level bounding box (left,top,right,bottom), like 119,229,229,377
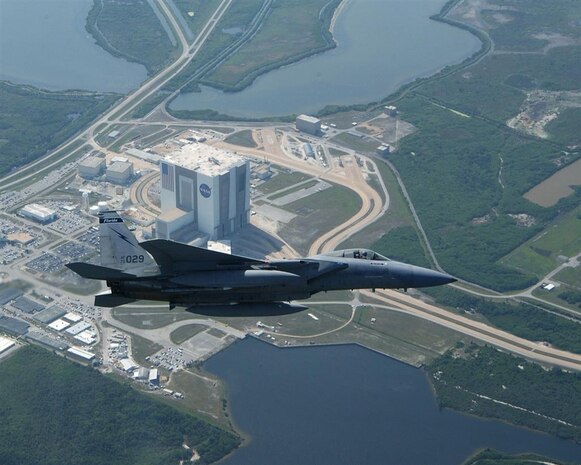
122,255,145,264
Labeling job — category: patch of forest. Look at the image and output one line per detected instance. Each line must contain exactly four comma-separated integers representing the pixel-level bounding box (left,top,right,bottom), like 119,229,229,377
0,346,240,465
428,344,581,441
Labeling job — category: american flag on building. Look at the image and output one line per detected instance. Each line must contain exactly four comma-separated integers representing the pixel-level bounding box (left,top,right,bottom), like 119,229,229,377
161,162,174,192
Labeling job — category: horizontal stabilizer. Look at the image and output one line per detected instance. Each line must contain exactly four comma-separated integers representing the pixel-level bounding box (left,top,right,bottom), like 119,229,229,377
140,239,265,269
66,262,137,280
94,292,137,308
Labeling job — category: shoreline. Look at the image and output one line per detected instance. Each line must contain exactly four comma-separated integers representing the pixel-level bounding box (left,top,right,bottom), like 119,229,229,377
167,0,489,121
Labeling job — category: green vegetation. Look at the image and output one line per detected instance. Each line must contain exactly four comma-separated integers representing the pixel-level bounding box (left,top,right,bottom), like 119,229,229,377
131,334,163,367
277,185,362,255
258,170,311,194
428,344,581,441
224,129,257,147
0,346,239,465
0,82,118,176
546,107,581,146
341,160,418,251
483,0,581,52
172,0,223,39
419,47,581,122
269,179,320,200
462,449,573,465
423,286,581,354
86,0,178,75
280,185,362,253
557,289,581,308
113,307,197,329
372,226,431,268
131,90,172,119
163,0,265,93
328,147,348,157
555,266,581,289
283,303,462,367
388,94,579,291
204,0,341,90
167,369,230,427
501,206,581,277
330,131,381,153
170,324,207,344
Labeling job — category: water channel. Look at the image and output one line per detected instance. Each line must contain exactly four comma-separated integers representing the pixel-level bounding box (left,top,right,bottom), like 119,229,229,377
0,0,147,93
170,0,482,118
205,338,581,465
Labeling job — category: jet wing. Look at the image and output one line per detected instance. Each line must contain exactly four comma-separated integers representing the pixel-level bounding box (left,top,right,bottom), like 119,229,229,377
140,239,266,270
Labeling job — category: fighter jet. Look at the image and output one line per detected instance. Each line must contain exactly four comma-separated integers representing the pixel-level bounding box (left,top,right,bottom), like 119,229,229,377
67,211,455,311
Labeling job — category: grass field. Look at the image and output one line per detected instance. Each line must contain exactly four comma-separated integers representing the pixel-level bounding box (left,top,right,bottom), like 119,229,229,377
204,0,339,89
554,266,581,289
131,333,163,366
331,132,381,153
279,184,362,254
113,307,198,329
531,288,581,313
268,179,319,200
224,129,257,147
501,206,581,278
257,170,311,194
167,368,231,428
170,324,207,344
290,303,463,367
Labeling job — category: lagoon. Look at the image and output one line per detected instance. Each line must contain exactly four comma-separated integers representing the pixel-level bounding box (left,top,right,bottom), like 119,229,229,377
205,338,581,465
170,0,481,118
0,0,147,93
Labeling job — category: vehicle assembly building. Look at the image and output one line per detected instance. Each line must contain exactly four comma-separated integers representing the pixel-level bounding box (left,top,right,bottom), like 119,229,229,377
157,143,250,240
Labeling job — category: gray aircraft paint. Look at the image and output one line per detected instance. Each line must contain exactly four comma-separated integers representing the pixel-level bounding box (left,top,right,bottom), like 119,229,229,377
67,211,455,312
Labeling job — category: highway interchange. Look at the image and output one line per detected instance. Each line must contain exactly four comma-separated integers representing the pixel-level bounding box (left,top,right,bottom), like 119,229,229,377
0,0,579,373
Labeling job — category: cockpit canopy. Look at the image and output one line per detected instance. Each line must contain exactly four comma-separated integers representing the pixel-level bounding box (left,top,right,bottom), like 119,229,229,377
322,249,390,261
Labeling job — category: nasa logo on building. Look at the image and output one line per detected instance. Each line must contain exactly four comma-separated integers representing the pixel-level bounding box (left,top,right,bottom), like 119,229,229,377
199,183,212,198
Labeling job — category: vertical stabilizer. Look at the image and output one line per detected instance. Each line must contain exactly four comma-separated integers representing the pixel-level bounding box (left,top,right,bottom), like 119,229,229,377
99,211,158,275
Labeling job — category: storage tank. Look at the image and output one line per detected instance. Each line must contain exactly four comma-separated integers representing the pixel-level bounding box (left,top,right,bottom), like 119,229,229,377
81,192,89,212
89,205,100,215
97,201,108,212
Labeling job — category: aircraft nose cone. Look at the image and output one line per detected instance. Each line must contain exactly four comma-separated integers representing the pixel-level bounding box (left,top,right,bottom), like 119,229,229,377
412,267,457,288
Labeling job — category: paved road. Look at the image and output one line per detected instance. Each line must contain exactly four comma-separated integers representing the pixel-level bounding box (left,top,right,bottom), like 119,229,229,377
0,0,232,191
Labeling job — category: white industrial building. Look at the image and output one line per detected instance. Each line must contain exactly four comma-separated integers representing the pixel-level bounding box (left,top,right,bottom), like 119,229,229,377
0,336,16,355
19,204,57,224
65,321,91,336
67,347,95,361
106,161,134,184
148,368,159,385
296,114,321,135
78,157,105,178
48,319,70,332
63,312,83,323
74,330,96,345
157,143,250,240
